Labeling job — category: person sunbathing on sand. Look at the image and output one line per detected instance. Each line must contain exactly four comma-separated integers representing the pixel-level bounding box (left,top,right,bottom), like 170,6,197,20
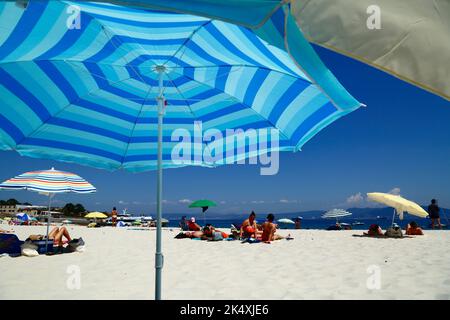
261,213,284,243
188,217,202,231
27,226,72,246
364,224,384,237
406,221,424,235
202,224,229,240
240,211,258,239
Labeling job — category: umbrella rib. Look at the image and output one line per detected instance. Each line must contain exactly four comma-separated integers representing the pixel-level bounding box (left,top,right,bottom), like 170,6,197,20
161,20,213,67
120,84,155,167
164,72,216,164
11,69,154,149
153,68,293,143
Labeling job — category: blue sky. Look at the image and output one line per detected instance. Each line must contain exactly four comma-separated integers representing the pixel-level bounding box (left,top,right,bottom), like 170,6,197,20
1,44,449,215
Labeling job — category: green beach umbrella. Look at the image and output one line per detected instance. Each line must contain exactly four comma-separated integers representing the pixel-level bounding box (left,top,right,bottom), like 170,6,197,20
189,200,217,225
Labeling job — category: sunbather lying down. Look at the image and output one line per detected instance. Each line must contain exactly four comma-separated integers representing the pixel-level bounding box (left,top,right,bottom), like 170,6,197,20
27,226,71,246
25,227,84,255
174,224,232,241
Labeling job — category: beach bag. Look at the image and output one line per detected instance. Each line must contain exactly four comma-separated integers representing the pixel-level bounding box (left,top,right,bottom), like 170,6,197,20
68,238,85,252
0,234,24,256
211,231,224,241
21,240,40,257
29,239,53,254
385,227,403,238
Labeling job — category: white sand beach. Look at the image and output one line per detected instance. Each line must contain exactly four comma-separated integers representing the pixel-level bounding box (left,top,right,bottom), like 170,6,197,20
1,225,450,300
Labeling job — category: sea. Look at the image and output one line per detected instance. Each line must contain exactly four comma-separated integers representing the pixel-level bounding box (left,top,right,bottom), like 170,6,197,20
165,217,444,231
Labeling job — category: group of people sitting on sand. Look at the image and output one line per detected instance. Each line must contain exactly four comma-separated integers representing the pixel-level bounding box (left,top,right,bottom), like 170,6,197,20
176,211,291,243
363,221,424,238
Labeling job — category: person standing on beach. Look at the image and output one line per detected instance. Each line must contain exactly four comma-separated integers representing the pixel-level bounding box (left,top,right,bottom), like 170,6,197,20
295,217,301,229
111,207,118,227
428,199,442,229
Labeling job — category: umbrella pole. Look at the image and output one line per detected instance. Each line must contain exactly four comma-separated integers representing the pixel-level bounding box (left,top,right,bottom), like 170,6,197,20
155,66,165,300
45,194,53,254
391,208,396,226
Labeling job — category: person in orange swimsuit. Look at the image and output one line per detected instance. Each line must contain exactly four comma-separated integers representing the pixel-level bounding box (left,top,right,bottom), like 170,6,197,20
406,221,424,235
240,211,257,239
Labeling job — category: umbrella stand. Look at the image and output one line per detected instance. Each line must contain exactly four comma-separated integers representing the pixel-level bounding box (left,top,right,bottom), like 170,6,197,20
155,65,165,300
45,193,54,254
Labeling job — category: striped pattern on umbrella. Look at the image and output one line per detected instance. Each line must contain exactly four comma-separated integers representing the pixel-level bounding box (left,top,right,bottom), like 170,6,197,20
0,1,361,172
0,168,96,193
322,209,352,219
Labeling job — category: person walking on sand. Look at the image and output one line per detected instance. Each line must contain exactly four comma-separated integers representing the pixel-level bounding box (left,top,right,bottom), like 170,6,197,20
111,207,118,227
428,199,442,229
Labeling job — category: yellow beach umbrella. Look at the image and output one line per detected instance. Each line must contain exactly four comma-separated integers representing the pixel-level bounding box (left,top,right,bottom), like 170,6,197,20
84,212,108,219
367,192,428,225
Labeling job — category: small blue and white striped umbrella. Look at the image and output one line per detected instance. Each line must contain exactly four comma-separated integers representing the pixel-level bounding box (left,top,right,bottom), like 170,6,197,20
0,168,96,194
16,212,30,222
322,209,352,219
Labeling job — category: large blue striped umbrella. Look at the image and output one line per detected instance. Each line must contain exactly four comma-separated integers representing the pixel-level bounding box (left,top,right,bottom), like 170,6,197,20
0,167,96,253
0,1,361,299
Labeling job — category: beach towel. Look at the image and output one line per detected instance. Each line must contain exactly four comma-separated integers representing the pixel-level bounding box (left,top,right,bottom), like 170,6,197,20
353,234,413,239
0,234,23,256
241,238,261,244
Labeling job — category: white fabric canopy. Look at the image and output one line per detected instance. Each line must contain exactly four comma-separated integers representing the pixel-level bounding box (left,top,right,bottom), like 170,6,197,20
291,0,450,101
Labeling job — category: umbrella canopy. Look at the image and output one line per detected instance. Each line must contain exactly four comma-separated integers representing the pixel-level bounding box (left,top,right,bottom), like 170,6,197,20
1,167,95,253
117,221,127,227
322,209,352,219
0,1,361,171
85,212,108,219
0,2,360,300
0,168,96,194
367,192,429,223
16,212,30,221
189,200,217,212
104,0,449,101
277,218,295,224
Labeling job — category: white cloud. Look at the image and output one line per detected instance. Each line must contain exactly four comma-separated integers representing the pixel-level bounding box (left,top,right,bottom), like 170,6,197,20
118,200,127,205
178,199,192,204
279,199,299,204
251,200,265,204
388,187,401,195
219,201,227,204
346,192,364,204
